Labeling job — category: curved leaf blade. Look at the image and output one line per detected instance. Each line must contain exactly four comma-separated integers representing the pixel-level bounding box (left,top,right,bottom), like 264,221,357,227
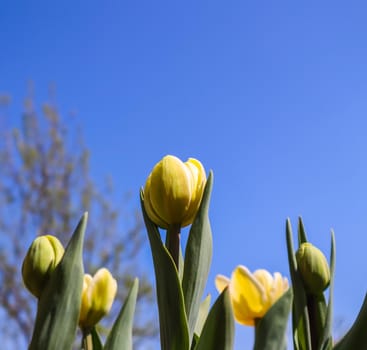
183,171,213,341
333,294,367,349
104,278,139,350
140,193,189,350
194,288,234,350
298,217,308,245
319,230,336,350
29,213,87,350
254,288,293,350
194,294,211,338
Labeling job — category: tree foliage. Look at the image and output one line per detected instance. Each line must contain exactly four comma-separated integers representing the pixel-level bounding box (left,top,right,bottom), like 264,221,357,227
0,87,157,348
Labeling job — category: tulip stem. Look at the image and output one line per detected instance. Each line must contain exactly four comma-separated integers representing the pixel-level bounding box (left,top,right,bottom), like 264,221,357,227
81,328,93,350
307,293,326,350
166,224,181,271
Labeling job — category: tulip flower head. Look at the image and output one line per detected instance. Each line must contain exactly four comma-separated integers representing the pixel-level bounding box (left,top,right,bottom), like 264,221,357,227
216,265,289,326
296,242,330,295
143,155,206,229
79,268,118,329
22,235,64,298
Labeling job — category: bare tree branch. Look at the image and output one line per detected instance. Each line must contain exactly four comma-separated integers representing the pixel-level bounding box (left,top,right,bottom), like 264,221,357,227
0,88,158,348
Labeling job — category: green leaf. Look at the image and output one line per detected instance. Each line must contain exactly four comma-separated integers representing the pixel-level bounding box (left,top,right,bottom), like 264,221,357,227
104,278,139,350
319,230,336,350
286,218,311,350
29,213,87,350
194,294,211,337
298,217,308,245
178,245,184,282
194,288,234,350
254,288,293,350
183,171,213,341
91,327,103,350
140,192,189,350
333,293,367,350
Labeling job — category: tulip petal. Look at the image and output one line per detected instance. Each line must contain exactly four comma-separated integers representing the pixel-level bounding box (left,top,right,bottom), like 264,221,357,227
46,235,65,268
79,274,93,326
215,275,230,293
91,268,117,313
182,158,206,227
269,272,289,304
230,266,266,326
253,269,275,309
144,174,169,228
253,269,273,288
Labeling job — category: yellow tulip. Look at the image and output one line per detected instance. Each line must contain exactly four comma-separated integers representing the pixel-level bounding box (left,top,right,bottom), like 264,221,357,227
21,235,64,298
79,268,118,329
216,265,289,326
144,155,206,229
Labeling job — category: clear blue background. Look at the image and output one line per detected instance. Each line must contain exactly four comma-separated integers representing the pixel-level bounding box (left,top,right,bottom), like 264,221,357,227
2,2,367,349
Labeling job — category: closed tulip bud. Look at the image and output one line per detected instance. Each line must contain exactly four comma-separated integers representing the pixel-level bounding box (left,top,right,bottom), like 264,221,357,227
79,268,118,329
296,242,330,295
21,235,64,298
144,155,206,229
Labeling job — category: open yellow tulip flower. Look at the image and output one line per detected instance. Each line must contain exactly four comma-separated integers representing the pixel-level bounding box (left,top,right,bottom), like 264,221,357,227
216,265,289,326
144,155,206,229
79,268,118,329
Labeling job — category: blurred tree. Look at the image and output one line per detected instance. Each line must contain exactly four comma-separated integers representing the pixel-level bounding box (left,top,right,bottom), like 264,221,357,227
0,85,157,348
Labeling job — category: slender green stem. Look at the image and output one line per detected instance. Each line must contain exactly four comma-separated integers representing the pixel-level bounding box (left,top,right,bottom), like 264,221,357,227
165,224,181,270
307,293,327,350
81,328,93,350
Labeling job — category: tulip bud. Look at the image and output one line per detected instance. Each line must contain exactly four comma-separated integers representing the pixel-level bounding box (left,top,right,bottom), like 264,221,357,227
79,268,118,329
21,235,64,298
143,155,206,229
296,242,330,295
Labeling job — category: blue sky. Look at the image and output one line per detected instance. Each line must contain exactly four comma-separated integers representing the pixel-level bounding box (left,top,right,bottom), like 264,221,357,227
2,1,367,348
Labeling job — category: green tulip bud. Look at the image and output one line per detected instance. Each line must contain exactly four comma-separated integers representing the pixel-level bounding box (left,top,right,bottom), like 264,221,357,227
21,235,64,298
296,242,330,295
143,155,206,229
